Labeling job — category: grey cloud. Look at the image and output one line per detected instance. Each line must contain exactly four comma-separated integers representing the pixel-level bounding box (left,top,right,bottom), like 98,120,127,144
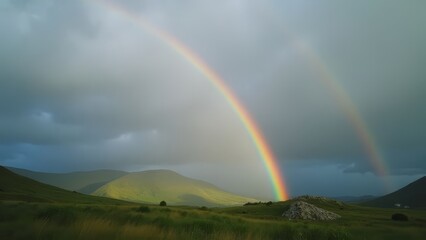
0,0,259,168
1,0,425,197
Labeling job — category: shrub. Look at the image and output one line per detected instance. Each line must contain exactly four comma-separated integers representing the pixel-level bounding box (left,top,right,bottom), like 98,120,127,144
199,206,208,211
391,213,408,221
160,200,167,207
137,206,151,213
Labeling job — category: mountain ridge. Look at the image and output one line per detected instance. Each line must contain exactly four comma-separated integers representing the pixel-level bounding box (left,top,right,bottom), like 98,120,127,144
8,167,127,193
0,166,128,204
6,166,257,206
363,176,426,208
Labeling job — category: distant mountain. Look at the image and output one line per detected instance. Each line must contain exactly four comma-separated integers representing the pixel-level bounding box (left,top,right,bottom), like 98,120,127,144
0,166,127,204
331,195,377,203
93,169,258,206
6,166,257,206
363,176,426,209
8,167,127,194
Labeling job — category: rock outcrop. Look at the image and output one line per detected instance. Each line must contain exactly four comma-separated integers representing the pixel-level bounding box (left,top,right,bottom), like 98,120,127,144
283,201,341,220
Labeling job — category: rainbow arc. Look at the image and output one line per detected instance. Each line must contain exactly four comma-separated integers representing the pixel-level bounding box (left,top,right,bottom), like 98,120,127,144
89,0,391,200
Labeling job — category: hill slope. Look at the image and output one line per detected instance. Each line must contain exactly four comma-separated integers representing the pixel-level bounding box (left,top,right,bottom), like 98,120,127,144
93,169,258,206
363,176,426,208
8,167,127,194
0,166,128,204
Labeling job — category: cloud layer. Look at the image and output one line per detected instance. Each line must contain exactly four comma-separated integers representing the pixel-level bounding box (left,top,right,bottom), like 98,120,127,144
1,0,425,197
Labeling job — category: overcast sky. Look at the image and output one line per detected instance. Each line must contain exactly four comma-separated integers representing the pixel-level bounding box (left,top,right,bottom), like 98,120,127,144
1,0,425,199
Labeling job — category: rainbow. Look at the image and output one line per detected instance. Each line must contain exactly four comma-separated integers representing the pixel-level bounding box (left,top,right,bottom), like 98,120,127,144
89,0,390,198
260,11,390,184
293,40,389,179
91,0,289,200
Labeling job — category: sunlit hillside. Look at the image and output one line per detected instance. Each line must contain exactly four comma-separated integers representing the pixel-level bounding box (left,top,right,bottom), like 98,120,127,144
0,166,127,204
93,170,258,206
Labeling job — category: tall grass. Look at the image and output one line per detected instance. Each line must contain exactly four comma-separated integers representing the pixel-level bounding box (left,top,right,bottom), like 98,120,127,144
0,202,425,239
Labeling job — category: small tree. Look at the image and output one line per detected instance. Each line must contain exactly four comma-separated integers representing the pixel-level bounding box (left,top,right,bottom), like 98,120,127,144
160,200,167,207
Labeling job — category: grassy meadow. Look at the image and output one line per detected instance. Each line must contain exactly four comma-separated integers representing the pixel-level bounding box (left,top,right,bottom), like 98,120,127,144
1,199,425,240
1,167,425,239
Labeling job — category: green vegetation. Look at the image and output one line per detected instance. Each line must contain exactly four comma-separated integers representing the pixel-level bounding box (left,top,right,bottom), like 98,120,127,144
92,170,258,206
391,213,409,221
137,206,151,213
215,197,426,239
1,167,425,239
7,167,258,206
8,167,127,194
0,167,128,205
1,200,425,240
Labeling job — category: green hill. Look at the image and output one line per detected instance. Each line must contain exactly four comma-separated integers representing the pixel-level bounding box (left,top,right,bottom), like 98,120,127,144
0,166,128,204
5,167,258,206
363,176,426,209
8,167,127,194
92,169,258,206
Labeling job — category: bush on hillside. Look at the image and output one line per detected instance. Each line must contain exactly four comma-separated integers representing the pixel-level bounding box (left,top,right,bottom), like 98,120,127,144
160,200,167,207
137,206,150,213
244,201,273,206
391,213,408,221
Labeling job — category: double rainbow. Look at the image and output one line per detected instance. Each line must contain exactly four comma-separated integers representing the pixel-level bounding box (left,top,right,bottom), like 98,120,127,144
89,0,390,200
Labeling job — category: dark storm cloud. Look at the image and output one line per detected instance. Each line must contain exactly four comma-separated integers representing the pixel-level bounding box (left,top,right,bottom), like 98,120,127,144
0,0,259,174
1,0,425,197
263,0,426,175
128,0,426,176
127,0,426,169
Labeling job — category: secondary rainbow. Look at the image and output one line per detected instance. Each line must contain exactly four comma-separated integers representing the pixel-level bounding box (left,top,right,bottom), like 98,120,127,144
293,40,389,179
91,0,289,200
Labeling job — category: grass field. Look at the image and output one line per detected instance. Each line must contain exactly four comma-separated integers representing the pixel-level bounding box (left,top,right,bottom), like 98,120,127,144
1,199,425,240
1,167,425,239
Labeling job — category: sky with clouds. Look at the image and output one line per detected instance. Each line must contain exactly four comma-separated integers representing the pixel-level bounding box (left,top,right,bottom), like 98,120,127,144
1,0,425,199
